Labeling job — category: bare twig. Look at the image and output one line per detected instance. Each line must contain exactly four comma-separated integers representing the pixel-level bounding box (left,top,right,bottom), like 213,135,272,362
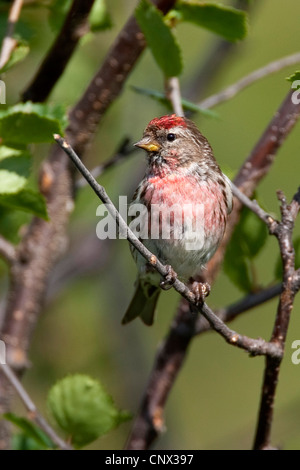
231,183,278,230
165,77,184,116
0,0,24,70
0,236,16,265
195,283,283,335
22,0,95,102
253,188,300,450
0,363,73,450
199,52,300,110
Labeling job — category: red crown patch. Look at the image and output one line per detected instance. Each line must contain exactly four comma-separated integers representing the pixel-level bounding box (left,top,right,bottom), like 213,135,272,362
148,114,187,130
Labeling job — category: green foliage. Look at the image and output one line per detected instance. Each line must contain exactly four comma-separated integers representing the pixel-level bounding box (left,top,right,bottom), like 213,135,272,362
0,189,48,219
172,1,248,42
134,0,247,77
130,85,218,118
89,0,112,32
48,0,72,32
3,413,54,450
224,206,268,292
0,206,30,243
0,41,29,74
135,0,183,77
47,374,131,448
0,102,67,225
0,153,30,194
0,145,48,220
0,102,67,145
286,70,300,84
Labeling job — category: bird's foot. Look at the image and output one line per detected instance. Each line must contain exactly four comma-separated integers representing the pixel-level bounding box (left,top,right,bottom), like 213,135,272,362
160,265,177,290
191,281,211,305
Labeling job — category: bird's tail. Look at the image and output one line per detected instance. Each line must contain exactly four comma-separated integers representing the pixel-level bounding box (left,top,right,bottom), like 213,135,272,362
122,280,160,326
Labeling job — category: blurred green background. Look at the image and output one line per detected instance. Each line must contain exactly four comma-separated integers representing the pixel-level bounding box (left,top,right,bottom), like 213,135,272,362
1,0,300,449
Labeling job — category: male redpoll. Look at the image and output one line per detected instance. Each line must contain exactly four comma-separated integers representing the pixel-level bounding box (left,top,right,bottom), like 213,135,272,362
122,114,232,325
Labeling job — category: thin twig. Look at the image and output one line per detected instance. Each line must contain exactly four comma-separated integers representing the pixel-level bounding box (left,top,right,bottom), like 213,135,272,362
0,363,73,450
165,77,184,116
231,182,278,231
199,52,300,110
0,236,16,265
253,188,300,450
195,283,283,335
0,0,23,70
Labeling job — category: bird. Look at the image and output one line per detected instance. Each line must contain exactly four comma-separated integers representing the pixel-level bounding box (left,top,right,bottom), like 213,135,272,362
122,114,232,326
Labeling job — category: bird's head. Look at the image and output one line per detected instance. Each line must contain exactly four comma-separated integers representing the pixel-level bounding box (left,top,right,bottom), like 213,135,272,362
135,114,216,174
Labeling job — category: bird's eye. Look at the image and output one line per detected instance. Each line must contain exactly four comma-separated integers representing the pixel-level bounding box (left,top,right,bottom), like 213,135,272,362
167,133,176,142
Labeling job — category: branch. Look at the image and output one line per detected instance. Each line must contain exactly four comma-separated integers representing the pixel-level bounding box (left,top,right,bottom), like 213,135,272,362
231,183,278,230
22,0,96,102
0,236,16,265
195,283,283,335
165,77,184,116
253,188,300,450
199,52,300,110
0,0,24,71
0,363,72,450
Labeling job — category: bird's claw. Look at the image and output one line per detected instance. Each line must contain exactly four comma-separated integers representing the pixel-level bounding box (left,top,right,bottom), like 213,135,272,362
160,265,177,290
191,281,211,305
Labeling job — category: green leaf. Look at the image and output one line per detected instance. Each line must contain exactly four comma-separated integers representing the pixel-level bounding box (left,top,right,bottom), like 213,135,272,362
0,41,29,74
224,206,268,292
0,153,31,194
0,145,29,161
224,238,253,292
3,413,54,449
47,374,131,448
135,0,183,77
175,1,248,42
286,71,300,85
239,207,268,259
0,102,67,145
0,188,48,219
0,205,30,243
48,0,72,32
89,0,112,32
130,85,218,118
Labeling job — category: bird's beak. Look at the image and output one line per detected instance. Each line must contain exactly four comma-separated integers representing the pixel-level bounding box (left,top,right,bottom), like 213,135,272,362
134,136,160,153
